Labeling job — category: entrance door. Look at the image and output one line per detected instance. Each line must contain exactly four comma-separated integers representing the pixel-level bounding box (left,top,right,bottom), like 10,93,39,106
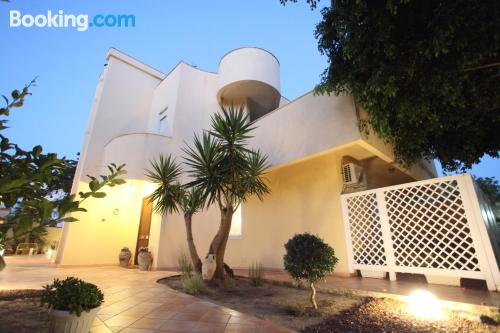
134,197,153,265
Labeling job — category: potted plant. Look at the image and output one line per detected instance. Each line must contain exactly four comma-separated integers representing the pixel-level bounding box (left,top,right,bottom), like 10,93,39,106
0,253,5,272
41,277,104,333
118,247,132,267
137,247,153,271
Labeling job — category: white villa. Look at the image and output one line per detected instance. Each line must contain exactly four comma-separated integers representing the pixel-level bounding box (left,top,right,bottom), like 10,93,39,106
56,47,500,289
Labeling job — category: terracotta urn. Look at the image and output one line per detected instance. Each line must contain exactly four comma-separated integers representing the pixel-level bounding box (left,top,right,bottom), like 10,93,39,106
137,249,153,271
202,254,216,280
118,247,132,267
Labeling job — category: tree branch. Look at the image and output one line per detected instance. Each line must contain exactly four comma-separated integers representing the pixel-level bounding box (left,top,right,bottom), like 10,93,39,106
464,62,500,72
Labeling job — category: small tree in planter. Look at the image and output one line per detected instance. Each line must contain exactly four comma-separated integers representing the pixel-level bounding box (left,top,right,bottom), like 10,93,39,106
283,233,338,309
40,277,104,333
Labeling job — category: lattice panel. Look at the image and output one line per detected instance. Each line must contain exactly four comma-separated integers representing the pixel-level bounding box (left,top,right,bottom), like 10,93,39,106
385,180,480,271
346,193,387,266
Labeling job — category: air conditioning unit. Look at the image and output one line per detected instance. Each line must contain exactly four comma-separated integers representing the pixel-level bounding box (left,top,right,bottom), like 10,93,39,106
342,163,364,185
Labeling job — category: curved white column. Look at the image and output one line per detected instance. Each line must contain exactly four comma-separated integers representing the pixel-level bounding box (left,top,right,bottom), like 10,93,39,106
217,47,281,119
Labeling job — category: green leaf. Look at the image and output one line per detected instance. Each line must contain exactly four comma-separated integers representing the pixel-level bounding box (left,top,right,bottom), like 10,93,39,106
32,145,43,157
61,216,79,222
88,180,98,192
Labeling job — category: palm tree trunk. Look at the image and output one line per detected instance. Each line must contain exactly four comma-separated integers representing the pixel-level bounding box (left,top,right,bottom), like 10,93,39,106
184,212,202,274
208,206,233,281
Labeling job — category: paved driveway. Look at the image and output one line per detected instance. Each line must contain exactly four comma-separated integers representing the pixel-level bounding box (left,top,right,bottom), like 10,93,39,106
1,256,294,333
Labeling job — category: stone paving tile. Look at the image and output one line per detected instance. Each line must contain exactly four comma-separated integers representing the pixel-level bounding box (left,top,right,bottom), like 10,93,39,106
192,321,227,333
199,310,231,324
129,317,168,330
104,314,141,327
158,319,199,332
120,328,156,333
90,324,114,333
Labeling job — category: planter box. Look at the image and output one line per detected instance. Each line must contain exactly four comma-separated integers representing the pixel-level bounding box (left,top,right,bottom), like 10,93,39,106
49,306,100,333
360,270,386,279
425,274,461,287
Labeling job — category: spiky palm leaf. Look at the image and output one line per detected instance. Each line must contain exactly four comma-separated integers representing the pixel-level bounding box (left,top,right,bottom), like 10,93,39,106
145,155,182,216
183,104,270,209
183,131,224,206
177,186,205,215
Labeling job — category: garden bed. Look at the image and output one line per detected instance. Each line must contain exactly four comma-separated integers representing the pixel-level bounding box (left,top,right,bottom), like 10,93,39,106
160,275,500,332
0,289,49,333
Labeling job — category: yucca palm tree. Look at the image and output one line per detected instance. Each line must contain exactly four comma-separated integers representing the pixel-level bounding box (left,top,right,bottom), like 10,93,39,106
145,155,204,273
184,105,270,281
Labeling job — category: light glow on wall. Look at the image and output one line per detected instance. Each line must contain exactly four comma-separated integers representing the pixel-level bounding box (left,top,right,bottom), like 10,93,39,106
230,205,242,237
141,182,157,197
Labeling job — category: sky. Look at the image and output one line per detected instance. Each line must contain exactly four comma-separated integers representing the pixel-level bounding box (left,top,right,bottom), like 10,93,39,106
0,0,498,179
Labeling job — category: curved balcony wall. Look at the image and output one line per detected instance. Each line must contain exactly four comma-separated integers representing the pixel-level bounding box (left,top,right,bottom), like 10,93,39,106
217,48,281,120
103,133,172,180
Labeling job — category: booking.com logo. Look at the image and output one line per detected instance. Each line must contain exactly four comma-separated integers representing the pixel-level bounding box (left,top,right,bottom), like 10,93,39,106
9,10,135,31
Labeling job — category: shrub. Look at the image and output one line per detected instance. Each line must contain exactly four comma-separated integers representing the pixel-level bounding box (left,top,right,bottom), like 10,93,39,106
283,233,338,309
285,303,306,317
178,251,193,278
182,274,205,295
40,277,104,316
249,262,264,287
221,276,236,291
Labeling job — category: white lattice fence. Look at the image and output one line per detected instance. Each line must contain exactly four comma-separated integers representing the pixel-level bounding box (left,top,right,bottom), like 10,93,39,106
341,174,500,291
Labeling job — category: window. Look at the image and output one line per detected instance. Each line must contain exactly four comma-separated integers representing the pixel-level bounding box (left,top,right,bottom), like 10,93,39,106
158,106,168,135
229,205,242,238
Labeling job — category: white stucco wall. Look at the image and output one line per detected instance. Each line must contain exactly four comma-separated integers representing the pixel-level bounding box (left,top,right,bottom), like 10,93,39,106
250,92,360,168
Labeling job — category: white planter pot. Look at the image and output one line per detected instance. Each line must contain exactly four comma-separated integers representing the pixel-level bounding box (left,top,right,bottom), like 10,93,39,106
49,306,100,333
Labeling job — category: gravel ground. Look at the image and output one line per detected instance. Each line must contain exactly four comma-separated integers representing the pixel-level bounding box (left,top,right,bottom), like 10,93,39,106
0,290,50,333
163,276,500,333
161,275,365,331
303,297,500,333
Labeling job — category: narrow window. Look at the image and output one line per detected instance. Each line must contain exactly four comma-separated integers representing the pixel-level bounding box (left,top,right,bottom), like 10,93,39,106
229,205,242,238
158,106,168,134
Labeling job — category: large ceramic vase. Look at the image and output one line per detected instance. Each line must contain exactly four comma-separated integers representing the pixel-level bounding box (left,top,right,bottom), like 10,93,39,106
118,247,132,267
202,254,216,281
49,307,100,333
137,251,152,271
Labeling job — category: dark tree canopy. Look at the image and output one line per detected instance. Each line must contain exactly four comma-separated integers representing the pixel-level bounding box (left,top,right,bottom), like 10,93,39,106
282,0,500,171
283,233,338,283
